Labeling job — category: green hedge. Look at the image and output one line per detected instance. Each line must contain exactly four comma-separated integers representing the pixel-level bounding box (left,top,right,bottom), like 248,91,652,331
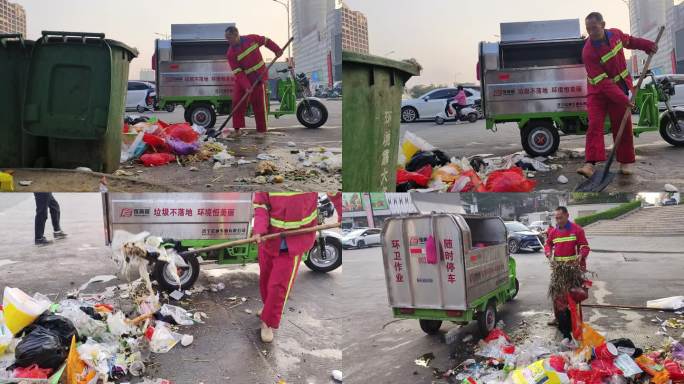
575,200,642,227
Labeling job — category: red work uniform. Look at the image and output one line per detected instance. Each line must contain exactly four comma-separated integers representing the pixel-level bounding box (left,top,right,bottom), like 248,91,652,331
582,28,656,164
544,221,590,311
253,192,319,328
227,35,282,133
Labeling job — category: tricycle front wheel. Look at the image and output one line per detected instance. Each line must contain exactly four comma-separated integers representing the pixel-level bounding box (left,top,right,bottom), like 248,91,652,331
660,110,684,146
419,319,442,335
297,99,328,129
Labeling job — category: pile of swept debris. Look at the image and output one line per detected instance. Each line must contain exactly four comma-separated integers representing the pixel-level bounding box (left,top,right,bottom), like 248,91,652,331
0,232,213,383
118,116,341,187
413,298,684,384
396,132,579,193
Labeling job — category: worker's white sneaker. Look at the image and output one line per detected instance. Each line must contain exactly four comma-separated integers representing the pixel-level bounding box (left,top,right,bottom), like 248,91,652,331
255,132,267,140
576,163,595,178
619,162,635,175
260,322,274,343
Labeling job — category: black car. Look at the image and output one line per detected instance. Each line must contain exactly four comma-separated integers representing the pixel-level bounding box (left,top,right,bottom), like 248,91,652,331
505,221,544,254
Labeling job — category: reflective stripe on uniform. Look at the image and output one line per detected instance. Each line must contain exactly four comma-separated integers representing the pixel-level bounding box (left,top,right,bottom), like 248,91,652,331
245,61,265,74
552,235,577,244
253,203,268,210
237,43,260,61
281,254,301,315
600,41,624,64
588,73,608,85
233,68,243,74
613,69,629,82
270,209,318,230
554,255,579,262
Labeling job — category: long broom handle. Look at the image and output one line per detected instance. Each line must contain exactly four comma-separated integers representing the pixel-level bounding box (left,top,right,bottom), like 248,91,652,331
216,37,295,133
181,222,340,257
607,26,665,169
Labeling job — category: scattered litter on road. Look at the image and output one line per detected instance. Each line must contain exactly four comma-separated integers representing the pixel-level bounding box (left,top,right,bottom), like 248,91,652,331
18,180,33,187
396,132,542,192
331,369,344,382
557,175,569,184
414,352,435,368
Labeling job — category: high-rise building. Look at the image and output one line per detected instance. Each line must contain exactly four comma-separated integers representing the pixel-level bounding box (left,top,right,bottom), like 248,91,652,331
292,0,337,89
292,0,368,88
340,2,368,54
667,2,684,73
0,0,26,37
628,0,675,74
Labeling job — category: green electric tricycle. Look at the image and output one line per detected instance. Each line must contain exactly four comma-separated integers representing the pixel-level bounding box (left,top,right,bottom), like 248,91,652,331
381,213,519,336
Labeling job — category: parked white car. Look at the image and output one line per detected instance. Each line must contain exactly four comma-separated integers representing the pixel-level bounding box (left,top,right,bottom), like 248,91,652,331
341,227,382,249
126,81,155,113
401,87,481,122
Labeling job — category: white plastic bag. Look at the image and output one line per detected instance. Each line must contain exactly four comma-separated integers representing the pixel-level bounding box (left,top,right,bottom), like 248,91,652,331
120,132,145,163
160,304,194,326
58,300,108,339
647,296,684,310
149,322,182,353
107,311,135,336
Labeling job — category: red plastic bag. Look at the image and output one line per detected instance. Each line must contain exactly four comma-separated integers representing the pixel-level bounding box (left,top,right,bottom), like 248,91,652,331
484,167,536,192
567,369,604,384
396,165,432,187
591,359,623,376
664,360,684,381
165,123,198,143
13,364,53,378
143,133,171,153
452,169,484,192
140,153,176,167
484,328,511,343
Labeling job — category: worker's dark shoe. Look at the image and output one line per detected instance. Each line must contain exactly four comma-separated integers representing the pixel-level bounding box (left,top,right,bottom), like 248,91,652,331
619,162,635,175
547,318,558,326
576,163,595,178
260,322,274,343
53,230,68,239
561,338,578,349
35,237,53,246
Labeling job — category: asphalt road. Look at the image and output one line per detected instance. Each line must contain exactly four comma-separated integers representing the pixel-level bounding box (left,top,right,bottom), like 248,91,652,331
0,193,343,383
119,100,342,192
400,118,684,192
341,239,684,384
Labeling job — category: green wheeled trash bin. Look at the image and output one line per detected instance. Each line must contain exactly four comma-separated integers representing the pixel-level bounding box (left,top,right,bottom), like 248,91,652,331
0,34,36,168
342,51,420,192
22,31,138,173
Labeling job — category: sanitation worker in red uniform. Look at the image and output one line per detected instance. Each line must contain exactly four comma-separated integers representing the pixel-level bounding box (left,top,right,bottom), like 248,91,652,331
252,192,319,342
577,12,657,178
225,26,283,138
544,206,590,347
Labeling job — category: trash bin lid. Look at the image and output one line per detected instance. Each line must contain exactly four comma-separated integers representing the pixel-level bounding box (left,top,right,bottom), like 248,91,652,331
342,51,420,78
106,39,139,59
